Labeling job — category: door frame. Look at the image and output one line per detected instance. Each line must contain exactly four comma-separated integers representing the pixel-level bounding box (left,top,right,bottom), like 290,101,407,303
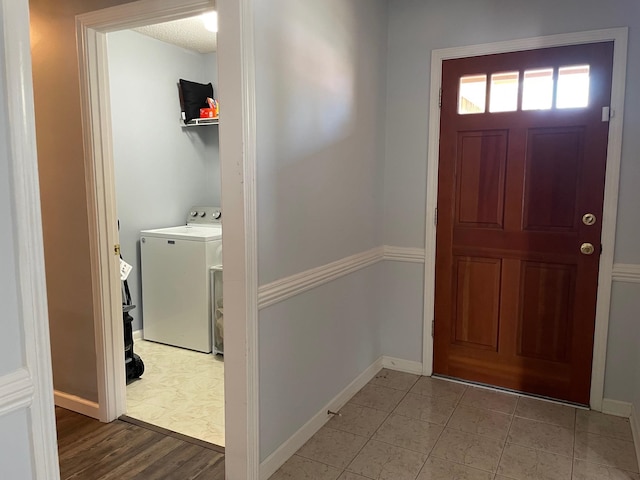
2,0,60,476
76,0,259,478
422,28,628,410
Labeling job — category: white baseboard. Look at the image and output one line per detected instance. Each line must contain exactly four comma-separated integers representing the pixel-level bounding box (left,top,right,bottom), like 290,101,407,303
381,356,423,375
601,398,633,417
54,390,100,420
631,404,640,473
259,357,384,480
133,329,143,341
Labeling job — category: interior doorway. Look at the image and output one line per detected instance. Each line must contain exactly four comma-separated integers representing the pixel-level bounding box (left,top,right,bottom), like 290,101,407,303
433,42,614,405
75,0,260,476
103,16,225,445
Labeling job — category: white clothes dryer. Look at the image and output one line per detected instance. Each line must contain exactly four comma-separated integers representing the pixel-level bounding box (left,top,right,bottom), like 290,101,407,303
140,206,222,353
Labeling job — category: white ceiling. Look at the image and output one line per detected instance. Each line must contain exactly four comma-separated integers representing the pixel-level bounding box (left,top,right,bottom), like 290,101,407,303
133,16,217,54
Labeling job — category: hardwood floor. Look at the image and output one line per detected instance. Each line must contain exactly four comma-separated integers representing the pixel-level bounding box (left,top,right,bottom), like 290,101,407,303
56,407,225,479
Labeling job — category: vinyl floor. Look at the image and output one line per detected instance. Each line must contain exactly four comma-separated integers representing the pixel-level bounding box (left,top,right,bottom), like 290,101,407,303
56,407,225,480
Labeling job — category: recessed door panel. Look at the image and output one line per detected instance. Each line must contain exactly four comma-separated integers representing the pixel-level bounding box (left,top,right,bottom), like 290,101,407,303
453,256,501,351
524,128,583,231
456,131,507,228
518,262,575,363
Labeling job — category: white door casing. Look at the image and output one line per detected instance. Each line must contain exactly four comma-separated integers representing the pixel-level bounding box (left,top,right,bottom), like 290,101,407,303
422,28,628,411
75,0,259,478
1,0,60,477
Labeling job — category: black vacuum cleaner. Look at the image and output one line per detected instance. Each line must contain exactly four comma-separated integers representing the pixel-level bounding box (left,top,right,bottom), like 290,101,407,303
119,223,144,383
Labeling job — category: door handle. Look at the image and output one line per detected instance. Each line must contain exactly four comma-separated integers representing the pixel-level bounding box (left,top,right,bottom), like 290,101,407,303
580,243,595,255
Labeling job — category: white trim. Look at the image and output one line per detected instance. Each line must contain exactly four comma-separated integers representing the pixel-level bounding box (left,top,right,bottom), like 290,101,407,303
76,11,126,425
258,247,384,309
601,398,632,418
259,358,383,480
133,330,143,342
423,28,629,408
0,369,34,417
612,264,640,284
237,0,260,476
631,404,640,474
54,391,100,419
381,356,423,375
257,245,428,310
383,246,426,263
3,0,60,477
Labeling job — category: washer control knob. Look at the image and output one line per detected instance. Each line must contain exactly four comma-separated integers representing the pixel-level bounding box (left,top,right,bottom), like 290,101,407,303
199,211,206,218
190,211,198,217
212,210,222,220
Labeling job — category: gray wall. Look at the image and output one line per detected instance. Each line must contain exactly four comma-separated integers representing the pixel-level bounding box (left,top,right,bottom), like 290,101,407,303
107,30,220,330
254,0,388,459
0,14,35,477
604,282,640,402
0,41,23,378
384,0,640,401
0,411,34,480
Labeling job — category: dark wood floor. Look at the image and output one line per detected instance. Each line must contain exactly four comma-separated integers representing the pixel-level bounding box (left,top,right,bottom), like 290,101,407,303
56,407,225,480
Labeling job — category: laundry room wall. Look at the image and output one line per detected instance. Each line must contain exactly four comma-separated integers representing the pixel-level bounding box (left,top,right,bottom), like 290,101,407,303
107,30,220,331
383,0,640,405
254,0,388,460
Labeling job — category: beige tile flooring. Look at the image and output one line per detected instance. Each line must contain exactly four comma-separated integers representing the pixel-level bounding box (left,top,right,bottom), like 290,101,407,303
125,339,225,446
270,369,640,480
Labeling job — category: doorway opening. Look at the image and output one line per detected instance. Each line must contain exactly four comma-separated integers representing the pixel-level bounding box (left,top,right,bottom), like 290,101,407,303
104,15,225,446
422,28,628,410
75,0,260,476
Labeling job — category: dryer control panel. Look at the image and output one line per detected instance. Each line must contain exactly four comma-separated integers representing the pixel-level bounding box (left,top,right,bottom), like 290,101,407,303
187,206,222,225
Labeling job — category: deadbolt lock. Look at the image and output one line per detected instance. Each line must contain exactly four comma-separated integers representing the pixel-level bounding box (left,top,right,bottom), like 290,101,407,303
580,243,595,255
582,213,596,226
114,244,121,256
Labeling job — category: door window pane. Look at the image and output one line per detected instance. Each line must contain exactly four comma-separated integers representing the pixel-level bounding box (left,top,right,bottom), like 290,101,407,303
557,65,590,108
489,71,519,112
459,74,487,114
522,68,553,110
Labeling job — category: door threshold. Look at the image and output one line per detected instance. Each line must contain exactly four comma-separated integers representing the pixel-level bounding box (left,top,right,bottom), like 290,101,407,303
432,374,590,410
119,415,225,453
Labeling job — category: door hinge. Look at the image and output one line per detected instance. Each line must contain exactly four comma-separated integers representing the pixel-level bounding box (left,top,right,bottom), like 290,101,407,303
114,244,121,256
432,320,435,337
438,87,442,108
434,207,438,226
602,106,611,122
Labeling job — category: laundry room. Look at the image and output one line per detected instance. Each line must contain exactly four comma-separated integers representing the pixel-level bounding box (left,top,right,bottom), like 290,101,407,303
105,14,225,447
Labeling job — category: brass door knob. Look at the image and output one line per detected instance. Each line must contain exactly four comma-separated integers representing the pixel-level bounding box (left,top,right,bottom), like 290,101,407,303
582,213,596,226
580,243,595,255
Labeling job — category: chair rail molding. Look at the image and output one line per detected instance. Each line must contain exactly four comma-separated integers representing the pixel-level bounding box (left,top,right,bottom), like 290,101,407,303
0,369,34,417
383,246,426,263
258,247,384,309
612,263,640,283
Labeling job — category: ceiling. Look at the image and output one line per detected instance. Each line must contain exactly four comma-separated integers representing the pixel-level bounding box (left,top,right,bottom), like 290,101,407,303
133,16,217,54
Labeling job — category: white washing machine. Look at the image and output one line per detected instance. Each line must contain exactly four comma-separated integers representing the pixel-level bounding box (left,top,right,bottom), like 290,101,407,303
140,206,222,353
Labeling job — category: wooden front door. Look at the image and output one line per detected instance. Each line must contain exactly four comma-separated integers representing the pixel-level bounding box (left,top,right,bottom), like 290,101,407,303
433,42,614,404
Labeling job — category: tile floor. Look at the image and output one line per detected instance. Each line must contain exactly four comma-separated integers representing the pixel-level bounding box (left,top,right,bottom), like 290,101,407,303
270,369,640,480
125,339,225,446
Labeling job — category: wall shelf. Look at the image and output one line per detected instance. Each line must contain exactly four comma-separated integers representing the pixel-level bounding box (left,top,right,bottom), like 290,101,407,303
182,117,219,127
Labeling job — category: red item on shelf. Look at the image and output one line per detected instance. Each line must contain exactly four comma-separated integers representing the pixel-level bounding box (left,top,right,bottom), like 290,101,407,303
200,108,214,118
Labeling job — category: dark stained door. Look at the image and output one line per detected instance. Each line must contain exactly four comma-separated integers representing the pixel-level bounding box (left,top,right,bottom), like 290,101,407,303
434,42,614,404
